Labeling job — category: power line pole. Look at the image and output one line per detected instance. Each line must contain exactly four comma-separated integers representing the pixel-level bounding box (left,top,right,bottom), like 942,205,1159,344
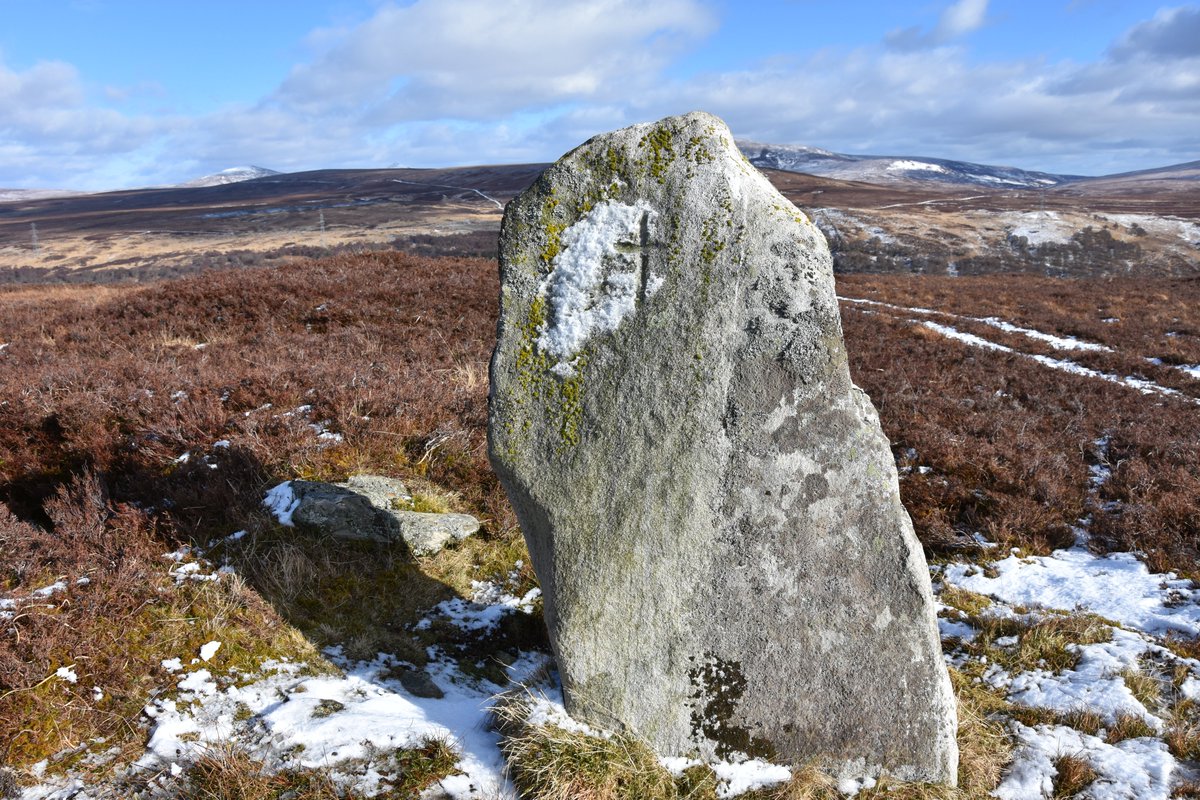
30,223,39,255
319,209,326,249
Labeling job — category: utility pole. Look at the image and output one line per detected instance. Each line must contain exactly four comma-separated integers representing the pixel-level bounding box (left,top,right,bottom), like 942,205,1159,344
319,210,326,249
30,223,39,255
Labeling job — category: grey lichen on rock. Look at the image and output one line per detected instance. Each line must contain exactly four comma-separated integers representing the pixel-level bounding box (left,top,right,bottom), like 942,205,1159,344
487,111,957,784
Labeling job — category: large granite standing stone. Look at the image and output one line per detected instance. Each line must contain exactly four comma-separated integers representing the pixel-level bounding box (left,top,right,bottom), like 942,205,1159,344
487,112,957,784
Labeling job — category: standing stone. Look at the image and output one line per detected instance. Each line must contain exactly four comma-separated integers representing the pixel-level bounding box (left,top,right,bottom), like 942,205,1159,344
488,112,957,784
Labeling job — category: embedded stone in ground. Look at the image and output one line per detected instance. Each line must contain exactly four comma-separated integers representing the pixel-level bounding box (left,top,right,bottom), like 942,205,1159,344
274,475,479,555
487,111,957,784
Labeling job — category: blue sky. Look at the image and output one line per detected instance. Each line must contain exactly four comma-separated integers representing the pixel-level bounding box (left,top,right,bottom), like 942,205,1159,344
0,0,1197,189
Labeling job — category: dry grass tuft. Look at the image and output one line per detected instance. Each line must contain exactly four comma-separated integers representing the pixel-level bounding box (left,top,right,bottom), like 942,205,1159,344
1057,709,1104,737
939,586,993,617
493,693,679,800
1104,712,1159,744
177,745,344,800
1050,753,1098,799
1120,666,1165,711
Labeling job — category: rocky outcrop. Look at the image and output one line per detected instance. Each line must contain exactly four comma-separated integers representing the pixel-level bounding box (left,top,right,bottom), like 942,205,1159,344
488,112,957,784
265,475,479,556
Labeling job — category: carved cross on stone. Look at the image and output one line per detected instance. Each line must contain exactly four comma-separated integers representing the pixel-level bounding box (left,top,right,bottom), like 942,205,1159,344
612,210,665,305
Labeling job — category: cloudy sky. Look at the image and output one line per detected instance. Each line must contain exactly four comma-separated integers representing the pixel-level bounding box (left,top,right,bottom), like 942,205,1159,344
1,0,1197,189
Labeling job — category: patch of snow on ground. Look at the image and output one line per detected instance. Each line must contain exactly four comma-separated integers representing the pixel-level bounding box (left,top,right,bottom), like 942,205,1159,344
886,159,948,173
416,582,541,633
1006,628,1161,726
995,721,1176,800
977,317,1111,351
1004,210,1076,246
32,580,67,598
1102,213,1200,246
1177,364,1200,380
711,759,793,798
840,296,1112,352
811,209,895,244
944,546,1200,637
898,316,1192,403
521,690,609,737
921,321,1010,352
139,651,525,799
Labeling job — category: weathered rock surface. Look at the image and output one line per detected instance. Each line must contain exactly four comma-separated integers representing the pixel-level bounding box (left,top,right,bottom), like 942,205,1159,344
488,112,957,783
392,511,481,556
289,479,401,543
284,475,479,555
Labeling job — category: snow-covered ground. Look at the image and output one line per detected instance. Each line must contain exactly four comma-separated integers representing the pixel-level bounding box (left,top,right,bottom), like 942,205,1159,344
1100,213,1200,247
1002,210,1078,246
938,537,1200,799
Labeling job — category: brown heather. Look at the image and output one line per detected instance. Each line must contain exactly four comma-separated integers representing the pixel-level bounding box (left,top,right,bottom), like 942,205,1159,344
0,252,509,775
2,254,1199,794
839,273,1200,573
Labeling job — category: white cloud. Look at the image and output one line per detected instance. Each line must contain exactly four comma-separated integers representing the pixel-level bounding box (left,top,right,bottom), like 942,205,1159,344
644,23,1198,176
0,1,1197,188
1110,5,1200,60
0,58,165,188
938,0,989,39
273,0,716,121
886,0,990,50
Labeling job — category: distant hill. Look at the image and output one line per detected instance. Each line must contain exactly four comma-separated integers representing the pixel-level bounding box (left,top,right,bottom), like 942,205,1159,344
1055,160,1200,196
181,166,281,188
739,140,1080,190
0,188,87,203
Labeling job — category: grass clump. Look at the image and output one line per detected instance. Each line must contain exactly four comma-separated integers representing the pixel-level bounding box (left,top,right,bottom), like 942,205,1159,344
940,586,992,617
964,613,1112,675
1050,754,1098,798
179,745,344,800
1120,664,1165,711
494,694,679,800
1104,712,1159,743
1057,709,1104,737
1165,716,1200,761
364,737,461,797
948,668,1015,797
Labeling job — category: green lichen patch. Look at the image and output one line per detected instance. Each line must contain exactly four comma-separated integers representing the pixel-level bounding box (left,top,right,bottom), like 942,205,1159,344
506,293,587,454
637,123,679,185
540,193,565,264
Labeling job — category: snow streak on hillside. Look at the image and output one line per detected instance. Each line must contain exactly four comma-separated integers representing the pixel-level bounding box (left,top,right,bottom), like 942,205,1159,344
839,297,1198,404
739,140,1075,189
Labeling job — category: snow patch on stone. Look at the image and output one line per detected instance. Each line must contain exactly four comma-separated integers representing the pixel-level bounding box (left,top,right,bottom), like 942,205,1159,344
536,200,659,371
263,481,299,526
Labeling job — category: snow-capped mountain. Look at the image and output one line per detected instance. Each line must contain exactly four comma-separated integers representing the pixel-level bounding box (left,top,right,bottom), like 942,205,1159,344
181,166,280,188
738,140,1080,189
0,188,86,203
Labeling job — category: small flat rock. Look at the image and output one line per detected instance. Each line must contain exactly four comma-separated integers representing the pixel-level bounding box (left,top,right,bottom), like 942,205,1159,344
397,667,445,699
340,474,411,508
393,511,480,556
285,474,477,555
488,112,957,784
289,480,397,543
